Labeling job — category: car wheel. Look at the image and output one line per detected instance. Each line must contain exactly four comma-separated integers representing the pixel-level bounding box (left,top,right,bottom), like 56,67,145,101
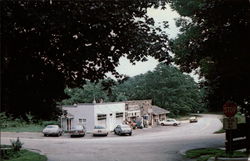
173,123,177,126
118,132,121,136
161,123,164,126
129,133,132,136
114,130,117,135
44,134,47,137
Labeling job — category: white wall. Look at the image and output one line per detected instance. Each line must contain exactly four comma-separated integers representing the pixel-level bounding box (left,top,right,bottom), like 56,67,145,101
94,102,125,131
62,102,125,132
62,104,95,132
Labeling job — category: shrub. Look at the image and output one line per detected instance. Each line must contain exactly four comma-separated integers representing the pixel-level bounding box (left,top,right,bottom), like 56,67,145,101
25,112,34,124
10,137,24,152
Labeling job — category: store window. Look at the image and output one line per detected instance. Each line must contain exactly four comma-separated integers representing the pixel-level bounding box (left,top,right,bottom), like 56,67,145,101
116,112,123,118
97,114,107,120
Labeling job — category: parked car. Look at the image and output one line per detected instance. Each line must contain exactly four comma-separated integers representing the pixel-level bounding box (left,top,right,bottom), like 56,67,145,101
42,125,63,136
93,126,108,136
70,125,86,137
189,116,198,123
159,119,180,126
114,125,132,136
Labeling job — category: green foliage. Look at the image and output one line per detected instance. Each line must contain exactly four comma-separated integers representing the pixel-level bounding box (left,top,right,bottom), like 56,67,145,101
0,113,27,128
61,81,112,104
61,64,204,116
1,125,44,133
1,0,169,119
25,113,34,124
0,112,56,132
186,148,248,161
114,64,204,116
170,0,250,113
1,149,47,161
10,138,23,152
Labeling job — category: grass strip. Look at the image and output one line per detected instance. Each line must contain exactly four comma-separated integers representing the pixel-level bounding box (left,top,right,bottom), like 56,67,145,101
186,148,248,161
1,125,44,132
2,149,47,161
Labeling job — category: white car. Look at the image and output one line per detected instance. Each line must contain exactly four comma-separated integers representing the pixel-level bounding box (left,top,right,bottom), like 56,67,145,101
42,125,63,136
93,126,108,136
189,116,198,123
159,119,180,126
114,125,132,136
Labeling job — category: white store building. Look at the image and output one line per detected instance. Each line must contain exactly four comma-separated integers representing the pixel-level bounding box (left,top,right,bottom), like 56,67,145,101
61,102,125,132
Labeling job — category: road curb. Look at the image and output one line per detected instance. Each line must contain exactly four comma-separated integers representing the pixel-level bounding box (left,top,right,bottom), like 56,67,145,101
208,157,250,161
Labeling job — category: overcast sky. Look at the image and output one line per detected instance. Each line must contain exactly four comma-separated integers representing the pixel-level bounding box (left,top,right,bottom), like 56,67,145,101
111,5,181,78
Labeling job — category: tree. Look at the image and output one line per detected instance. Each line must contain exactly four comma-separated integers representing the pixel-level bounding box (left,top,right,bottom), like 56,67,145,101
61,81,111,105
170,0,250,114
1,0,169,119
115,64,204,116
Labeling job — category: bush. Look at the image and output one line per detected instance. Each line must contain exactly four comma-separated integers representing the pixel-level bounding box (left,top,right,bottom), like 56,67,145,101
0,112,27,128
10,137,23,152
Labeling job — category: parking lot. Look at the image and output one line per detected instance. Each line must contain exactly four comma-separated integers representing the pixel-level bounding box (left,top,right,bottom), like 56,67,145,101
1,120,189,140
1,115,224,161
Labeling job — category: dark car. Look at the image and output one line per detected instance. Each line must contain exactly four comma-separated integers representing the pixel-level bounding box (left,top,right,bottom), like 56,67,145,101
114,125,132,136
70,125,86,137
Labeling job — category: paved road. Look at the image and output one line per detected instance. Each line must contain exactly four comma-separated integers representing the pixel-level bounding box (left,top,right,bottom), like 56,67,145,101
1,114,225,161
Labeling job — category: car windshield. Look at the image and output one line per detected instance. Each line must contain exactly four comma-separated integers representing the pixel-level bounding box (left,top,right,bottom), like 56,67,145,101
121,125,130,128
94,126,105,129
46,125,58,128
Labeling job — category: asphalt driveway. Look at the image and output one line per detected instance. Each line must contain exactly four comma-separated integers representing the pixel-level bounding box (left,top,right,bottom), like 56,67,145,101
1,114,224,161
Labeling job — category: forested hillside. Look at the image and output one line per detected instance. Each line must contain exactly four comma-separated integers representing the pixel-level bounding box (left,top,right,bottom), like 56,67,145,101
62,64,205,116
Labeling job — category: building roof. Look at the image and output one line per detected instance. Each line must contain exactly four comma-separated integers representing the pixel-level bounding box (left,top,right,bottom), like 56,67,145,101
152,105,170,115
62,102,125,108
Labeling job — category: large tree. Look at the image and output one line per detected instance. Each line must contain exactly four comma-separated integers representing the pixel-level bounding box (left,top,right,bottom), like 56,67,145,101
170,0,250,115
115,64,204,116
1,0,170,119
61,64,204,116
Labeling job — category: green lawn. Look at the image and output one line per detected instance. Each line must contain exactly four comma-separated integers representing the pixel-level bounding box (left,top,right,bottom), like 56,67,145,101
1,125,44,132
185,148,248,161
2,149,47,161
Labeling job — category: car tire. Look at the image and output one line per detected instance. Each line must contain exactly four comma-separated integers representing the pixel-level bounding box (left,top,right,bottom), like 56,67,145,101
129,133,132,136
173,123,177,126
161,123,164,126
114,131,117,135
44,134,47,137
